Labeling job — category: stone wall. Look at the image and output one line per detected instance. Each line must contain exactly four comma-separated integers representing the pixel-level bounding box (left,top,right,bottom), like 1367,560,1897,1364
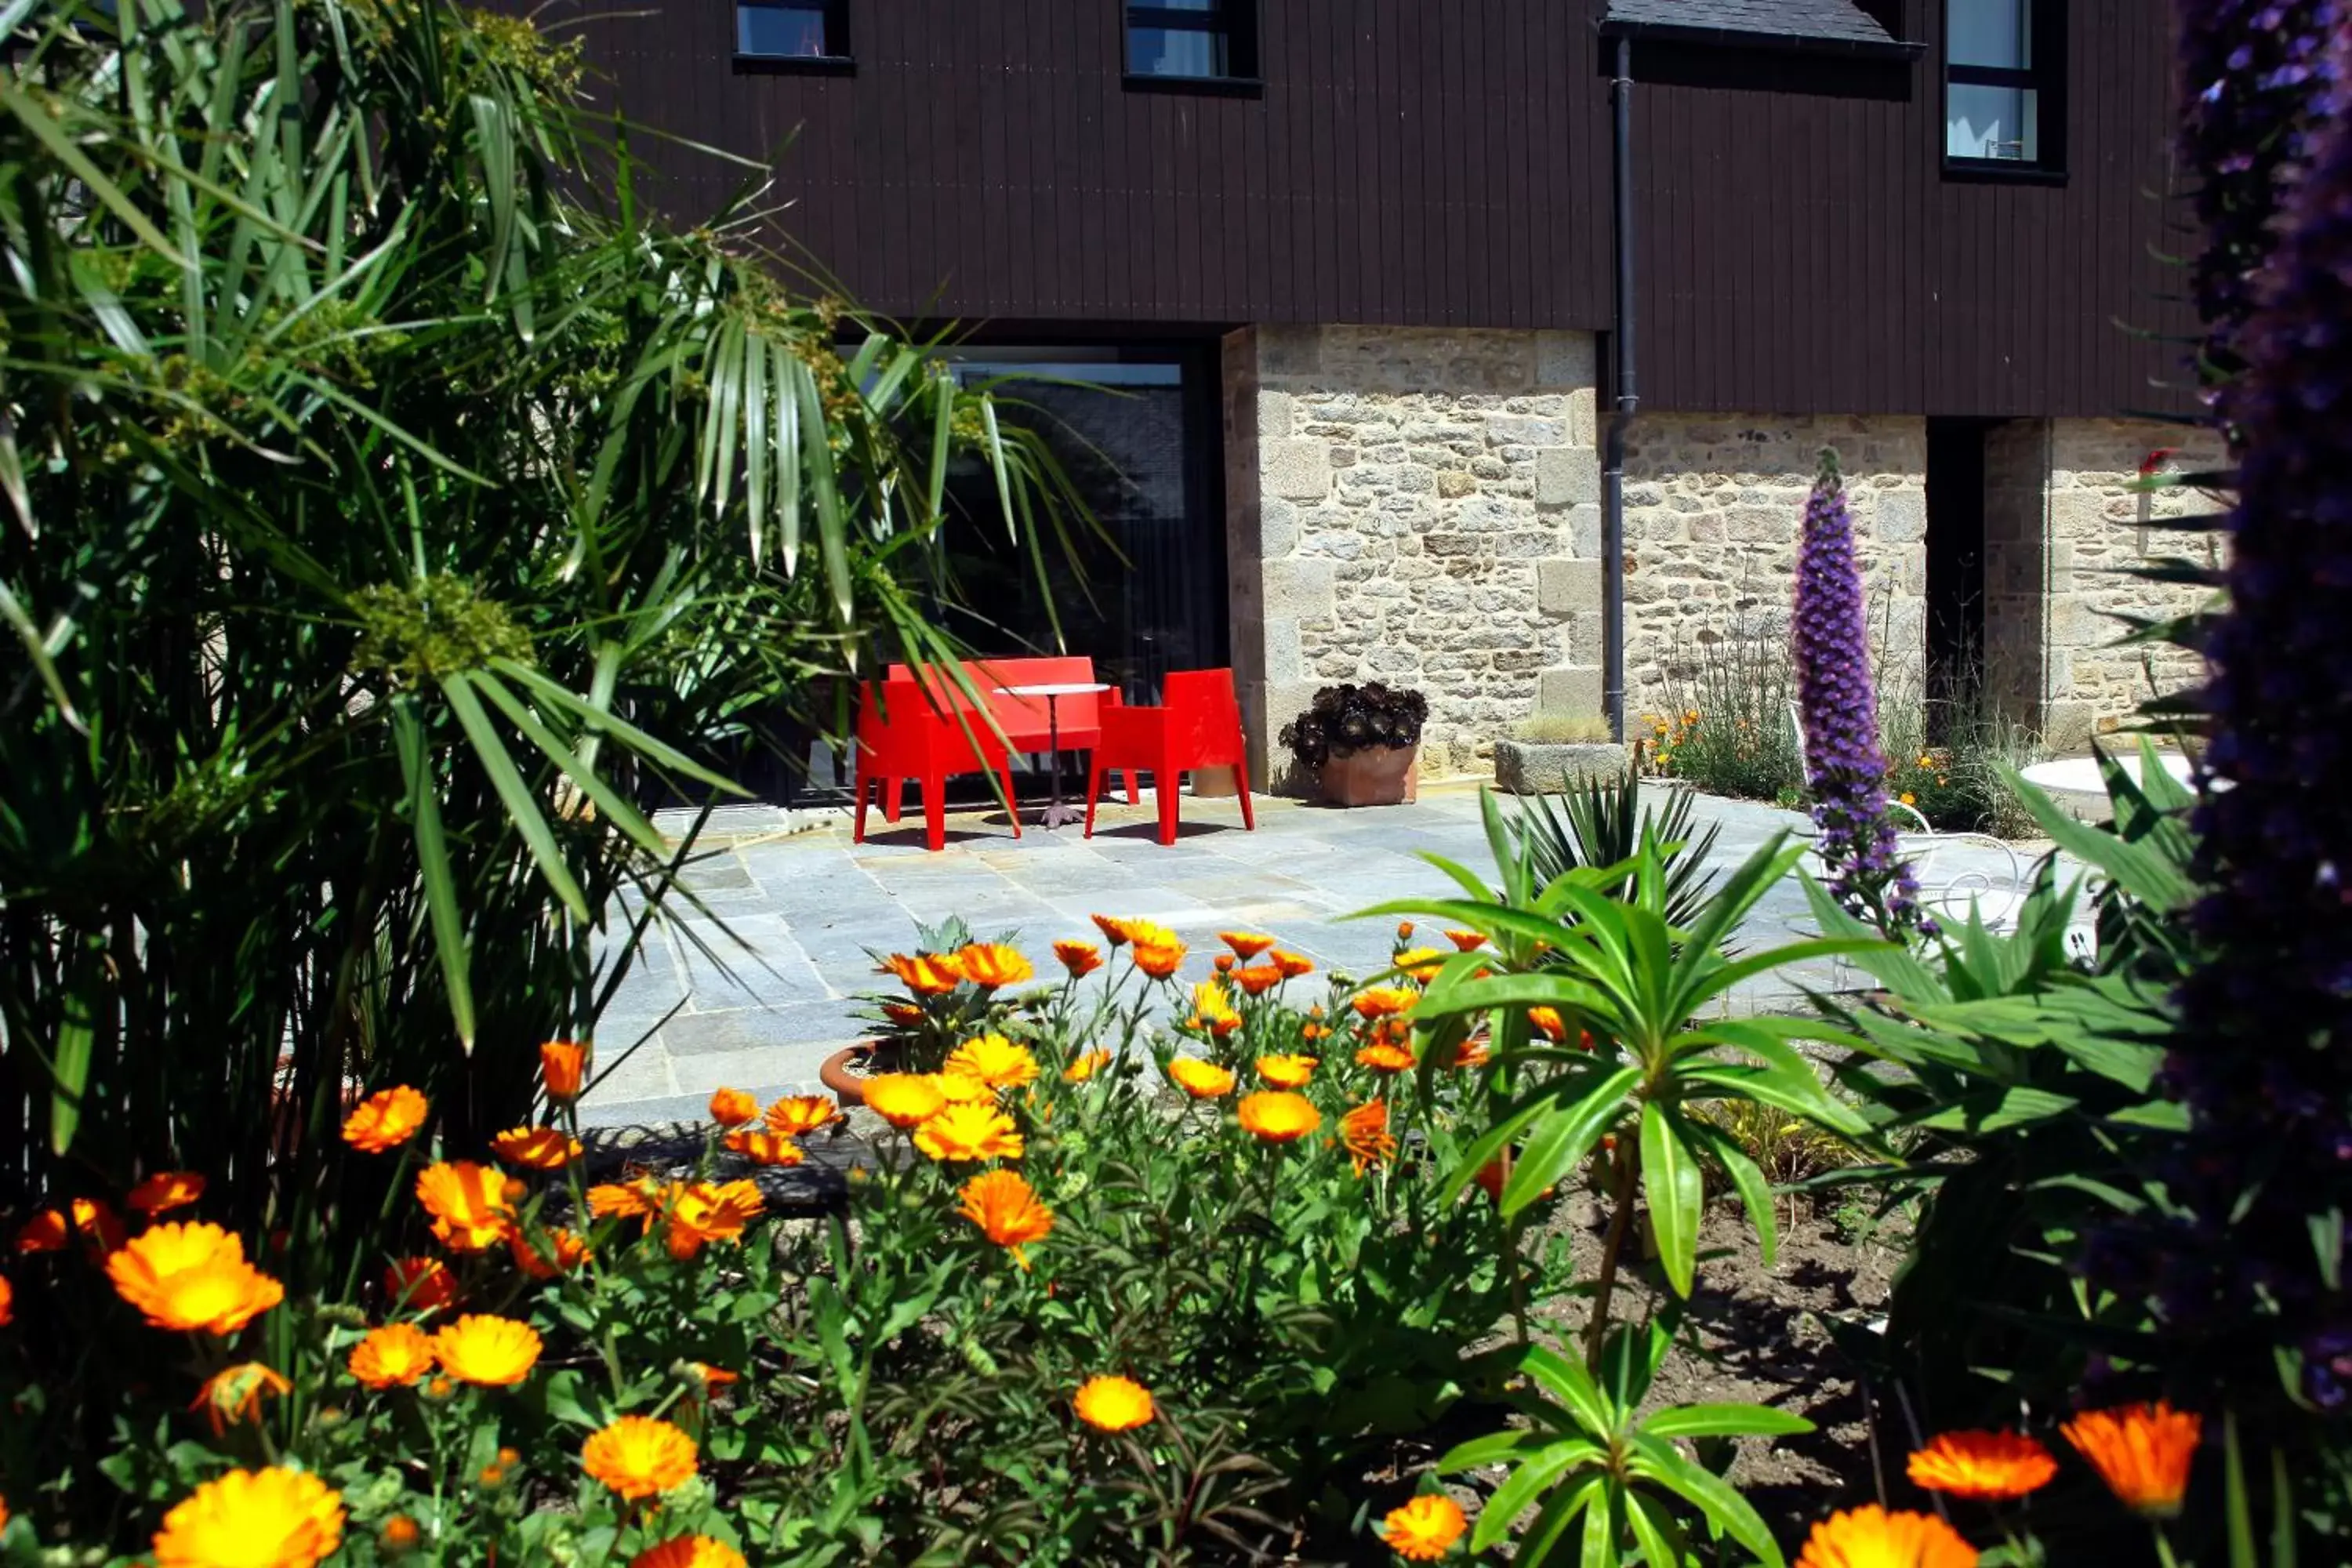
1232,325,1605,782
1621,415,1929,721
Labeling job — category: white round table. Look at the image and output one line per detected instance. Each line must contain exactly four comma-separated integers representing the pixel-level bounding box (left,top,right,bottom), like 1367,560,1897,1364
2018,753,2194,796
993,682,1111,829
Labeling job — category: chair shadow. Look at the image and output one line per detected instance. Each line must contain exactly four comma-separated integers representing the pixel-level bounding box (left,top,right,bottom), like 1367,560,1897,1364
854,825,1002,851
1088,819,1235,843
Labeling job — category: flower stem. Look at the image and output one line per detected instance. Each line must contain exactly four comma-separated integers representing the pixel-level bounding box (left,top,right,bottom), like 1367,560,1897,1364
1582,1133,1640,1371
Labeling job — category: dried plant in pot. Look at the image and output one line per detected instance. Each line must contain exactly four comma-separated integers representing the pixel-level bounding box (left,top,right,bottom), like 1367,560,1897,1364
1279,683,1428,806
1493,713,1628,795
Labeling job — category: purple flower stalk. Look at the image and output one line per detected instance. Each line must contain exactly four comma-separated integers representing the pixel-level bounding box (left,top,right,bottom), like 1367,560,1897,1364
1791,448,1923,938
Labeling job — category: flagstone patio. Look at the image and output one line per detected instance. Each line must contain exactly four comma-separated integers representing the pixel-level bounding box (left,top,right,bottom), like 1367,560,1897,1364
579,784,2045,1127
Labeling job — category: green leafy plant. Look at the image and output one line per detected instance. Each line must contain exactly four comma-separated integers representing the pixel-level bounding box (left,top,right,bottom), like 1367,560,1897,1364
1508,770,1723,932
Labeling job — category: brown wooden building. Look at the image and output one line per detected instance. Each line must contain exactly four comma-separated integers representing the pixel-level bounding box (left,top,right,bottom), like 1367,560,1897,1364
555,0,2219,776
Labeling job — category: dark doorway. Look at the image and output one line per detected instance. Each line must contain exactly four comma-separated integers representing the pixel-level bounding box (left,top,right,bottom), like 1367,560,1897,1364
1925,418,1994,739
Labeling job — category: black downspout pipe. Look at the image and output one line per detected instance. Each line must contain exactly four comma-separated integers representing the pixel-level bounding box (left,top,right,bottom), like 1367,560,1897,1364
1602,34,1636,744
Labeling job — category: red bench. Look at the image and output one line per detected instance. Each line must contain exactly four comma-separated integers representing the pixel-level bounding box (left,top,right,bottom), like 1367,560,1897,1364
883,655,1105,753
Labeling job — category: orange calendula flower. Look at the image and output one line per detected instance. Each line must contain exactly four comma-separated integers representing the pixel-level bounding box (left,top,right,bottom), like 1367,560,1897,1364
1232,964,1284,996
1393,947,1449,983
1091,913,1137,946
1214,953,1236,974
1395,920,1416,941
1236,1091,1321,1144
583,1414,698,1501
633,1538,750,1568
686,1363,740,1395
1341,1102,1398,1174
414,1161,516,1253
1443,928,1487,951
1352,985,1419,1021
1063,1048,1115,1083
1054,939,1105,977
126,1171,207,1216
1188,980,1241,1036
540,1042,589,1101
862,1073,949,1129
383,1256,456,1312
16,1209,67,1254
659,1180,765,1261
191,1361,292,1436
2061,1402,2201,1518
586,1178,664,1222
1379,1495,1468,1562
508,1227,590,1279
1256,1054,1319,1089
764,1094,840,1138
1528,1007,1569,1043
491,1127,582,1171
1453,1035,1491,1069
349,1323,438,1388
1167,1058,1237,1099
342,1086,430,1153
707,1088,759,1128
723,1129,807,1167
1132,938,1188,980
880,1000,926,1028
0,1274,12,1327
151,1467,344,1568
957,942,1034,989
106,1221,284,1335
429,1314,543,1386
913,1104,1025,1163
1271,949,1316,979
935,1069,994,1103
1795,1505,1976,1568
880,951,964,996
72,1196,125,1254
945,1033,1042,1091
380,1515,420,1553
1907,1431,2057,1500
1356,1041,1417,1073
1219,931,1276,960
1073,1374,1155,1432
957,1168,1054,1267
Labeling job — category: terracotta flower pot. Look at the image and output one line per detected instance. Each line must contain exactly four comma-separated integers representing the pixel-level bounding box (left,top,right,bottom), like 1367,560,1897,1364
1318,744,1419,807
818,1043,888,1110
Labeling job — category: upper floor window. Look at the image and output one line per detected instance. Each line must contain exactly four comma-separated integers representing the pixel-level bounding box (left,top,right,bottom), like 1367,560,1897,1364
737,0,847,63
1127,0,1258,82
1944,0,2063,173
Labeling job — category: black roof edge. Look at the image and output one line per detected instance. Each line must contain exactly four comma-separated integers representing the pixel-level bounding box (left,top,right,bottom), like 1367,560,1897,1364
1597,18,1926,59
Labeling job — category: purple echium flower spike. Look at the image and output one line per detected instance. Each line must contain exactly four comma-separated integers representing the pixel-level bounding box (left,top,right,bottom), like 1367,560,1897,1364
1791,448,1924,938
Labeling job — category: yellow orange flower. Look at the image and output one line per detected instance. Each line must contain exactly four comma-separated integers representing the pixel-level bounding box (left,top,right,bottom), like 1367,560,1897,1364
1380,1494,1468,1562
586,1178,664,1222
1219,931,1276,960
1232,964,1284,996
1188,980,1241,1036
1907,1431,2057,1500
341,1086,429,1153
1442,928,1486,951
957,1168,1054,1267
685,1363,739,1398
1795,1505,1976,1568
508,1227,589,1279
350,1323,437,1388
1073,1374,1155,1432
429,1314,543,1386
724,1129,807,1167
862,1073,949,1129
540,1041,589,1100
191,1361,291,1436
0,1274,11,1327
2061,1402,2201,1518
913,1104,1025,1163
490,1127,581,1171
1271,949,1316,979
660,1180,766,1261
1393,947,1448,983
945,1033,1042,1091
1063,1048,1115,1083
106,1222,284,1334
16,1209,67,1254
151,1467,344,1568
935,1069,994,1103
383,1256,456,1312
1453,1035,1491,1069
880,1000,926,1027
1256,1054,1319,1088
1167,1058,1237,1099
1341,1102,1398,1174
880,951,964,996
956,942,1033,989
126,1171,207,1215
1396,921,1416,942
1054,938,1105,977
582,1414,698,1501
72,1196,125,1254
1132,938,1187,979
414,1161,515,1253
1356,1041,1417,1073
1214,953,1236,975
1236,1091,1321,1144
381,1515,420,1553
764,1094,840,1137
633,1538,750,1568
1528,1007,1568,1043
707,1088,759,1127
1352,985,1418,1021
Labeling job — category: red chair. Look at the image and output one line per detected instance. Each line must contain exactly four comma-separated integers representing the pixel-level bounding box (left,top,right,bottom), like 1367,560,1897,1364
853,681,1021,852
1083,669,1256,846
885,656,1104,753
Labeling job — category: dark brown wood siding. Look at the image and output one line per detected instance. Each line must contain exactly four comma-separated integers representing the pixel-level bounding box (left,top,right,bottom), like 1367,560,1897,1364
545,0,2193,417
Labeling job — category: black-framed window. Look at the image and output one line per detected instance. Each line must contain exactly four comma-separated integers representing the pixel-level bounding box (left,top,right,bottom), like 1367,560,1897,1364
1126,0,1258,82
1944,0,2063,173
736,0,848,64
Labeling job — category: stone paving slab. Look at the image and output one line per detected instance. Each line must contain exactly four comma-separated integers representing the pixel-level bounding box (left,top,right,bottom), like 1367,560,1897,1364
579,785,2049,1127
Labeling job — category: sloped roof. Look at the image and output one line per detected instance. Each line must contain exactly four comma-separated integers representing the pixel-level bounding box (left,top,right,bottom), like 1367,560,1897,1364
1603,0,1907,49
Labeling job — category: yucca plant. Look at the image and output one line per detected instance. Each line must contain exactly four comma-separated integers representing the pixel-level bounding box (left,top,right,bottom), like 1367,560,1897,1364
0,0,1080,1283
1506,770,1721,932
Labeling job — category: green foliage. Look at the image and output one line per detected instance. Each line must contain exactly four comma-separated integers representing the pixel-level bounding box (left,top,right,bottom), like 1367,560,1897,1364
1507,770,1723,934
